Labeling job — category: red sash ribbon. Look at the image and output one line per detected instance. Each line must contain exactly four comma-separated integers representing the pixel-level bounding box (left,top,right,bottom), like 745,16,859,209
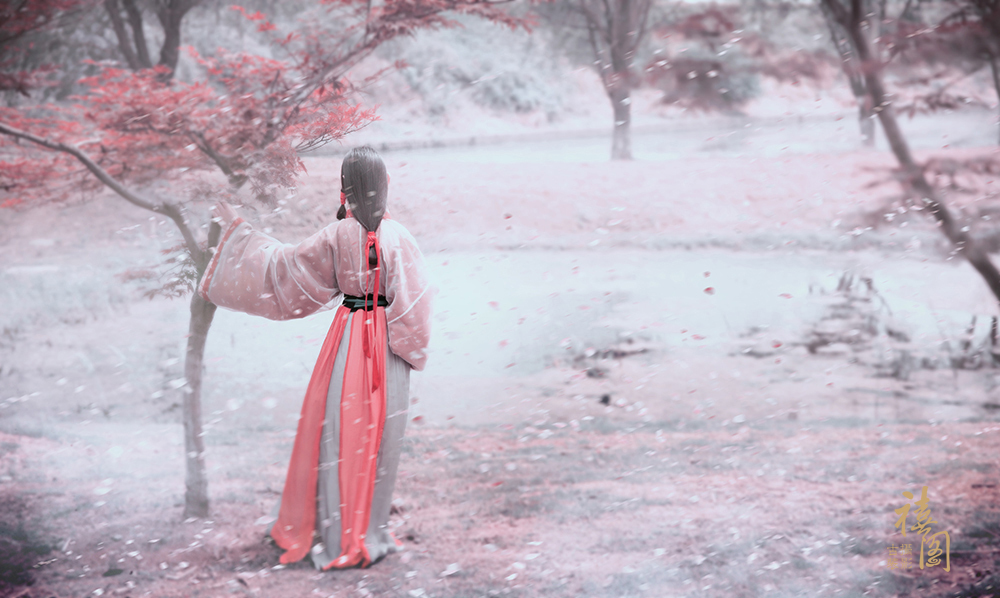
271,230,387,568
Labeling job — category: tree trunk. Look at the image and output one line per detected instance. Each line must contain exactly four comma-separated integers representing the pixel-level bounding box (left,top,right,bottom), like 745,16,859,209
843,58,876,147
820,1,876,147
858,94,875,147
579,0,646,162
838,0,1000,307
104,0,142,70
182,291,217,518
846,69,875,146
121,0,153,69
182,219,220,518
156,4,185,76
610,83,632,160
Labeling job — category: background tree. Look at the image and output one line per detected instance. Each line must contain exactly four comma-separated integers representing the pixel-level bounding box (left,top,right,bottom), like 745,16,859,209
819,0,885,145
0,0,93,95
820,0,1000,310
538,0,653,160
102,0,200,75
0,0,520,518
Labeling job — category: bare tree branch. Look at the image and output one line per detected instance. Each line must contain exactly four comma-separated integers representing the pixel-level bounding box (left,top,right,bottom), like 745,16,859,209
0,121,205,269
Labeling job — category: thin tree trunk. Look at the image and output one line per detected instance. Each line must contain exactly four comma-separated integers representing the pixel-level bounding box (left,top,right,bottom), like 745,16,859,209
608,0,633,161
121,0,152,69
182,287,216,518
580,0,645,162
859,94,875,147
821,1,876,147
182,220,221,518
156,7,184,75
846,69,875,146
610,83,632,160
835,0,1000,306
104,0,141,70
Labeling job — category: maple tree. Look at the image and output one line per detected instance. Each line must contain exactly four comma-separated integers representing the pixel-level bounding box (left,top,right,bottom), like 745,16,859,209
0,0,520,518
820,0,1000,310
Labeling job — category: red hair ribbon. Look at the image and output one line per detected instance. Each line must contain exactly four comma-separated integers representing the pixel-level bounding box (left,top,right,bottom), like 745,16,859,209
362,230,381,393
341,191,352,218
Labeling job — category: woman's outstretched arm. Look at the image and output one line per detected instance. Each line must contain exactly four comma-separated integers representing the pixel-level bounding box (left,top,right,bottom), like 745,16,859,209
199,203,341,320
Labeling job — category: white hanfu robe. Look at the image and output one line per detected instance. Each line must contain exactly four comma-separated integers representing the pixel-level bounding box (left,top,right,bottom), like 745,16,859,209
198,214,432,569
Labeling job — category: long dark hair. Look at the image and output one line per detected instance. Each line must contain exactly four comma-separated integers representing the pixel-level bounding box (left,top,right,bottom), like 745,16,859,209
337,146,388,269
337,146,388,233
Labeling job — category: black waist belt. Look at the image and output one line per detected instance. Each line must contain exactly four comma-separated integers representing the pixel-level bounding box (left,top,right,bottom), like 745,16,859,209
342,294,388,311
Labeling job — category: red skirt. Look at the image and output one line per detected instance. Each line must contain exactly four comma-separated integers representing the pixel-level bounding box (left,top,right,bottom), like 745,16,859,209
270,304,405,568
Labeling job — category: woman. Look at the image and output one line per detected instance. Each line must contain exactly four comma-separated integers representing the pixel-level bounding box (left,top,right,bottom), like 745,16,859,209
198,146,432,569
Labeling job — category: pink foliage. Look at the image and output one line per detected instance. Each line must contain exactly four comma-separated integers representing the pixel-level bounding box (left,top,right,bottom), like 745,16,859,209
73,54,375,201
0,0,522,207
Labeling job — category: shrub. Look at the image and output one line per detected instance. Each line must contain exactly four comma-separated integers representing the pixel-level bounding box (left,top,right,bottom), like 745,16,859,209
646,47,759,112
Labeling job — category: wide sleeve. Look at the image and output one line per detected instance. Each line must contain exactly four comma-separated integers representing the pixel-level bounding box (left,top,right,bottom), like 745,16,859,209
198,218,340,320
383,226,434,371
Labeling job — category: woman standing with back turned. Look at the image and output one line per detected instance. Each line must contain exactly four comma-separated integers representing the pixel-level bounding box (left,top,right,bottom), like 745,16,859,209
199,146,433,569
